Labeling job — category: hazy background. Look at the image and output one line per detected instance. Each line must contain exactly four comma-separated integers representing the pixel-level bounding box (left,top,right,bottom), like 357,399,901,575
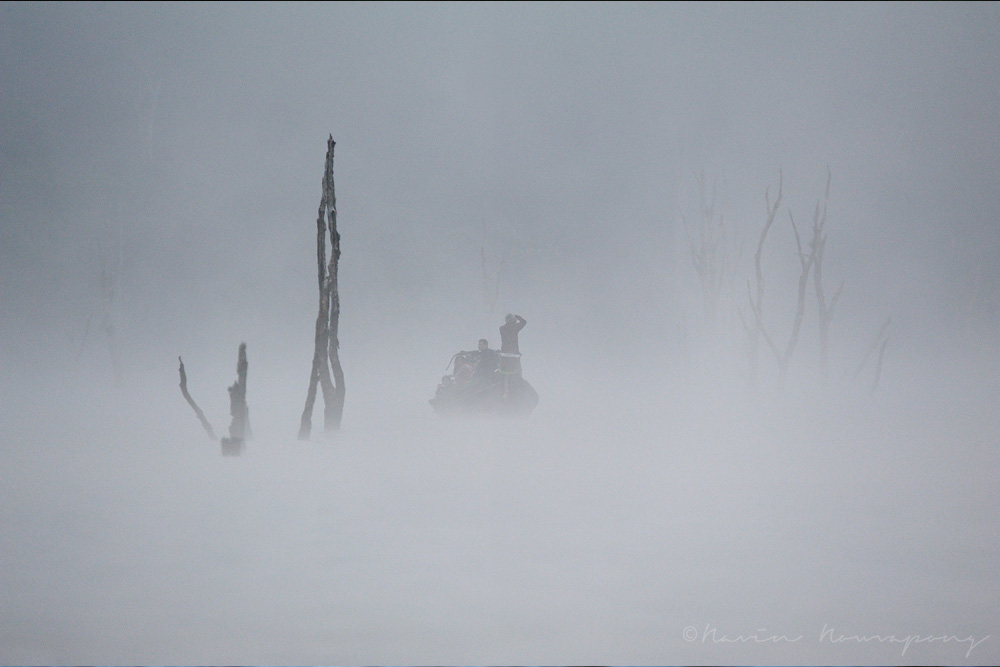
1,2,998,665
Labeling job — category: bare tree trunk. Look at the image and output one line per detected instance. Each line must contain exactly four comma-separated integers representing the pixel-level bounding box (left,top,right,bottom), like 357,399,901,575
300,135,345,438
811,167,842,379
746,171,815,389
178,356,218,441
744,171,783,389
299,322,325,440
325,136,345,430
299,194,331,440
779,209,814,385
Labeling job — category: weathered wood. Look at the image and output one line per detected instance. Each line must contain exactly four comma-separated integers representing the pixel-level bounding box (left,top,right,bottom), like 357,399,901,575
300,135,345,438
325,136,345,431
221,343,249,455
299,194,331,440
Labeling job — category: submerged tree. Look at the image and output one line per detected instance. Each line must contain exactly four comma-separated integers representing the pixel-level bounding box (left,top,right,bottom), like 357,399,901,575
299,135,346,439
682,172,742,337
732,169,891,393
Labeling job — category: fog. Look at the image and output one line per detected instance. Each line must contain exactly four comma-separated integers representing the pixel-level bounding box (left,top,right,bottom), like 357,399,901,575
1,2,998,665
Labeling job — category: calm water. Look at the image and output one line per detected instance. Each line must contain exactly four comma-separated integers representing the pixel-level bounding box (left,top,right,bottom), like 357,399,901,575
2,369,997,665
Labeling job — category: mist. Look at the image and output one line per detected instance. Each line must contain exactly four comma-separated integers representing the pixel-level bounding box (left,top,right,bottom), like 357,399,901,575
1,3,998,665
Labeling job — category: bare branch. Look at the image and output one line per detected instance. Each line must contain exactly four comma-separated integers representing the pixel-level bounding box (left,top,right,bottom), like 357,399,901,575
829,280,844,318
783,224,813,371
788,210,809,268
854,316,892,379
871,337,889,394
178,356,218,441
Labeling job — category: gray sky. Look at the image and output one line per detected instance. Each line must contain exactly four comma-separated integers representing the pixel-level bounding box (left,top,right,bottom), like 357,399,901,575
0,1,998,403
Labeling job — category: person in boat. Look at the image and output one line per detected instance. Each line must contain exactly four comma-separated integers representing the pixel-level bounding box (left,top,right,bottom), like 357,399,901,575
452,349,478,385
499,313,526,376
500,314,526,353
474,338,499,381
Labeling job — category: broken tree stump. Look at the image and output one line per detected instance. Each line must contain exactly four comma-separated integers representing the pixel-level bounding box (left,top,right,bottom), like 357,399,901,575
221,342,249,456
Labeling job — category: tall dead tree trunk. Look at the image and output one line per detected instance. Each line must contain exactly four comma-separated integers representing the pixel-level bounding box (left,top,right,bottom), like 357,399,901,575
325,137,345,431
299,170,332,439
299,135,345,439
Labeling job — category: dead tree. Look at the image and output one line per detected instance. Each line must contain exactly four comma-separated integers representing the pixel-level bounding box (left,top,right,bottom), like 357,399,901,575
178,356,218,441
683,172,733,334
809,167,843,378
808,169,889,392
178,343,251,452
744,171,815,388
222,342,250,455
299,135,345,439
77,226,124,381
739,172,783,389
728,168,889,395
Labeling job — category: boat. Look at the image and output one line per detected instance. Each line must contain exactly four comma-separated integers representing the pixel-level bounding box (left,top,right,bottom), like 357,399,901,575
429,349,538,417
